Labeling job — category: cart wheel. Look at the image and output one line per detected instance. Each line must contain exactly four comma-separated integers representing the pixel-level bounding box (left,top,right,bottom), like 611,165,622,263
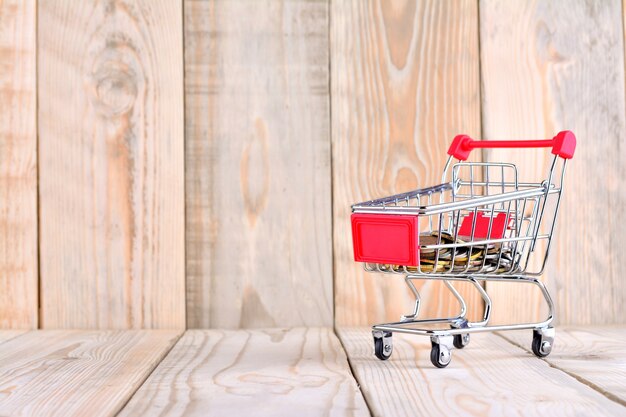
430,343,452,368
450,321,470,349
531,327,555,358
373,331,393,361
453,333,470,349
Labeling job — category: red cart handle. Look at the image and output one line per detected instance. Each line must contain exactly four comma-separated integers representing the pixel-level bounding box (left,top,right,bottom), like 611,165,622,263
447,130,576,161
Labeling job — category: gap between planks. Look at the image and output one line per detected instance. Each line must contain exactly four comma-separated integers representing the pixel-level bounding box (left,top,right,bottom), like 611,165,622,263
332,326,376,417
114,331,185,415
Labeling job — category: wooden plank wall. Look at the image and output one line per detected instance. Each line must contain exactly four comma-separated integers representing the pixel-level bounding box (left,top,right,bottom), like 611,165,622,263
184,0,332,328
331,0,483,326
0,0,37,329
38,0,185,328
0,0,625,330
480,0,626,325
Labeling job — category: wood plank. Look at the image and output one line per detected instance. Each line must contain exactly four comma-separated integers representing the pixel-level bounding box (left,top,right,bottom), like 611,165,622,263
501,326,626,405
0,330,26,344
184,0,332,328
331,1,483,326
38,1,185,328
338,327,626,416
0,0,37,328
119,328,370,417
0,330,180,417
480,0,626,324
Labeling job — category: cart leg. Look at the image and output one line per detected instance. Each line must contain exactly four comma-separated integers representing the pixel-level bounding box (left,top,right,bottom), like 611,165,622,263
531,277,556,326
529,278,556,357
443,280,468,321
447,277,492,348
400,276,421,321
401,277,467,324
395,276,471,331
466,277,492,328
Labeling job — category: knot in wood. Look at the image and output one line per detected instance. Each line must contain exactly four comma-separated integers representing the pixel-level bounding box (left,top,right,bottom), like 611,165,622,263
92,62,138,117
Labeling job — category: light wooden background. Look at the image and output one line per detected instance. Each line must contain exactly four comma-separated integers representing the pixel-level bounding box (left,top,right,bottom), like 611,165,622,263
0,0,624,330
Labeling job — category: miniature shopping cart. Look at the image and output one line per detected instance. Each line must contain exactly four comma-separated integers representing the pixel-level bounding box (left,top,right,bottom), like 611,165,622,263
351,132,576,368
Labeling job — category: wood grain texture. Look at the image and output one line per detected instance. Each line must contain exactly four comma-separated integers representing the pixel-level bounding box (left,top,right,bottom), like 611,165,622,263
480,0,626,324
0,330,26,344
184,0,332,328
331,1,482,326
0,0,37,329
119,328,369,417
338,327,626,416
0,330,180,417
501,326,626,405
38,0,185,328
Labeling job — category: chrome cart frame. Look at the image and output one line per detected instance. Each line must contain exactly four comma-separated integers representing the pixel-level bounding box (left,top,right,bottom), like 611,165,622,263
351,132,576,367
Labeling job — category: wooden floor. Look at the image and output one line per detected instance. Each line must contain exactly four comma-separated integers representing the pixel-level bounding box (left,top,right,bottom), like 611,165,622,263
0,327,623,417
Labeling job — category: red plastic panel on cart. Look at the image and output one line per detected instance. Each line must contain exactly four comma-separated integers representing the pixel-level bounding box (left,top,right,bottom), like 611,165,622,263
458,212,507,239
351,213,419,265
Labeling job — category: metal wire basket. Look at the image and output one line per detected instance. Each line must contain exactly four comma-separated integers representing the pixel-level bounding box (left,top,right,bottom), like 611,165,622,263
350,131,576,367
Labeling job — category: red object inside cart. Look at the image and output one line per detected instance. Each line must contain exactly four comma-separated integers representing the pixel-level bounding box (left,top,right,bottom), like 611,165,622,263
458,212,507,239
351,213,419,266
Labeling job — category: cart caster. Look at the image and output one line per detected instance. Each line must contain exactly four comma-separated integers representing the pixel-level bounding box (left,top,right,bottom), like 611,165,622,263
430,335,454,368
373,331,393,360
531,326,555,357
453,333,470,349
451,321,470,349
